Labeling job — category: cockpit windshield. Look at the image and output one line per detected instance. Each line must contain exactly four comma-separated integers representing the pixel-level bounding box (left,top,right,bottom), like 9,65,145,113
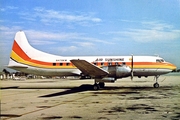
156,59,165,63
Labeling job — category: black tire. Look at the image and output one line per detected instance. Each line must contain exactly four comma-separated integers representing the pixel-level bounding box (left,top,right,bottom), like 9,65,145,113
153,83,159,88
93,84,100,90
99,82,105,88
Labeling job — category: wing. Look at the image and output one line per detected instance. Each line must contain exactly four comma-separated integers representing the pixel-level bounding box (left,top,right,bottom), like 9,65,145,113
70,59,109,78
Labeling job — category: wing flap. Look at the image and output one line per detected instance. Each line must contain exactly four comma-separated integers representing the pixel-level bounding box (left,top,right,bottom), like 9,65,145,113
70,59,109,77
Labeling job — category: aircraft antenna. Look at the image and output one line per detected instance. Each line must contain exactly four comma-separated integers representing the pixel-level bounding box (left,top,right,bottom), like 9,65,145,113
154,54,159,57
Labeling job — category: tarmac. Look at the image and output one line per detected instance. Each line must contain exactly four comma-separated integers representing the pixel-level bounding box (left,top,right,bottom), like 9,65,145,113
1,75,180,120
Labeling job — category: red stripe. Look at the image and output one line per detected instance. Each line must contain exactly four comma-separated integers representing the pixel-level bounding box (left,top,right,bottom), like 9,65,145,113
12,40,52,66
12,40,30,60
12,40,173,68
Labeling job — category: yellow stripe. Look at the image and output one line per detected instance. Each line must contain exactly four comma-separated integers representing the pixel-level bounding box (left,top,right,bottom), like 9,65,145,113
11,51,76,69
11,51,174,70
133,65,175,69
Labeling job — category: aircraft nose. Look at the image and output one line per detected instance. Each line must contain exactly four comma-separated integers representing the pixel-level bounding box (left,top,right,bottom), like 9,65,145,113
171,63,177,72
173,66,177,71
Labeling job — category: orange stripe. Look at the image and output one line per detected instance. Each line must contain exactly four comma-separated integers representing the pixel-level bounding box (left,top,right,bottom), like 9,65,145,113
11,41,76,68
30,59,52,66
12,41,51,66
12,40,30,60
11,40,175,70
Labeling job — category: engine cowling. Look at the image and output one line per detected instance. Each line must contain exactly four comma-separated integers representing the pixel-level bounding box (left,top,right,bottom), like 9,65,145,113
101,65,131,78
95,77,116,83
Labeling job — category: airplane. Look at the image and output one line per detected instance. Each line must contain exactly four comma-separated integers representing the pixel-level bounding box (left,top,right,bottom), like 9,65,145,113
8,31,177,90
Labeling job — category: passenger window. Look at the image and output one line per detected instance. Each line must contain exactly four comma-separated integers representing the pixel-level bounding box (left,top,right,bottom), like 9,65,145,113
60,63,63,66
122,62,126,65
108,62,112,66
93,63,97,65
53,63,56,66
115,62,119,65
66,63,69,66
101,62,104,66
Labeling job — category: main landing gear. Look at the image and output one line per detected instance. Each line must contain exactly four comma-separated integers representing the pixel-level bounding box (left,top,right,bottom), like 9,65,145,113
93,82,105,90
153,75,160,88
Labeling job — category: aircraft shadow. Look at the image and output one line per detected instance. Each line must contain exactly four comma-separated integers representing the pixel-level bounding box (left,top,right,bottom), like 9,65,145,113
1,86,19,90
39,84,93,97
39,85,172,98
39,85,132,98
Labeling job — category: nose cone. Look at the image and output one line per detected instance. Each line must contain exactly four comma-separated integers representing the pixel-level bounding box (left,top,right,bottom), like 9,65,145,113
169,63,177,71
171,64,177,71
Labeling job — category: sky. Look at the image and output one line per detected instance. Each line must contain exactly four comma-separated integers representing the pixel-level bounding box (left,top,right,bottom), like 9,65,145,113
0,0,180,72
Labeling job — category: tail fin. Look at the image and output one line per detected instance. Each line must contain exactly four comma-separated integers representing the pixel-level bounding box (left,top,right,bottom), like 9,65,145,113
9,31,37,62
8,31,59,69
13,31,32,53
8,31,37,68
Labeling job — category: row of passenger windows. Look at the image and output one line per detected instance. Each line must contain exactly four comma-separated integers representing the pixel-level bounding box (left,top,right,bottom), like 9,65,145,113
52,60,165,66
53,63,70,66
93,62,126,66
52,62,126,66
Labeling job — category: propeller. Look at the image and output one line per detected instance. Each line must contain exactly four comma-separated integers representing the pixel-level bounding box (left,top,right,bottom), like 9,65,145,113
131,54,133,80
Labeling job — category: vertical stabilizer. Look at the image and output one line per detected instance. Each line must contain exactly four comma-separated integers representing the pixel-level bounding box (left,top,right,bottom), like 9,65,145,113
10,31,59,60
8,31,33,68
11,31,43,58
10,31,36,59
14,31,32,51
8,31,60,69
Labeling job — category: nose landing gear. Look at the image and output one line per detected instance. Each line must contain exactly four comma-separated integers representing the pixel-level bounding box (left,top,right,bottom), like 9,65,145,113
153,82,159,88
153,75,160,88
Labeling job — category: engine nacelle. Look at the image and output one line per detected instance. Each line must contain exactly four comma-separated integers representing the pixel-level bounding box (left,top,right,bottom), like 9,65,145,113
95,77,116,83
101,65,131,78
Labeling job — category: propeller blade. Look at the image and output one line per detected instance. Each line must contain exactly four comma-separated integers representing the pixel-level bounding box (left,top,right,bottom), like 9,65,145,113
131,54,133,80
131,71,133,80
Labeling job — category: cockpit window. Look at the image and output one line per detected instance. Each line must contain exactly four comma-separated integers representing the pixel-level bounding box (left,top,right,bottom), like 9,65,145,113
160,59,164,62
156,59,165,63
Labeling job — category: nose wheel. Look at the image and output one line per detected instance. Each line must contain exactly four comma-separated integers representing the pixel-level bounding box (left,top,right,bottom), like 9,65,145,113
153,82,159,88
153,75,160,88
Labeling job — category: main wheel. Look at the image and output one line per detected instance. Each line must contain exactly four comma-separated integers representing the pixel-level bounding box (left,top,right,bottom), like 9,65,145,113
99,82,105,88
153,83,159,88
93,84,100,90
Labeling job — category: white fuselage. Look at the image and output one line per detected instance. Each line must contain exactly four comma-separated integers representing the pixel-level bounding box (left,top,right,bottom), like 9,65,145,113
8,31,176,78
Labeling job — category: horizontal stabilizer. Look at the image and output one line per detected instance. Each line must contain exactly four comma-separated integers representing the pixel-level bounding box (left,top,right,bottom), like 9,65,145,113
8,66,28,68
8,58,28,69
